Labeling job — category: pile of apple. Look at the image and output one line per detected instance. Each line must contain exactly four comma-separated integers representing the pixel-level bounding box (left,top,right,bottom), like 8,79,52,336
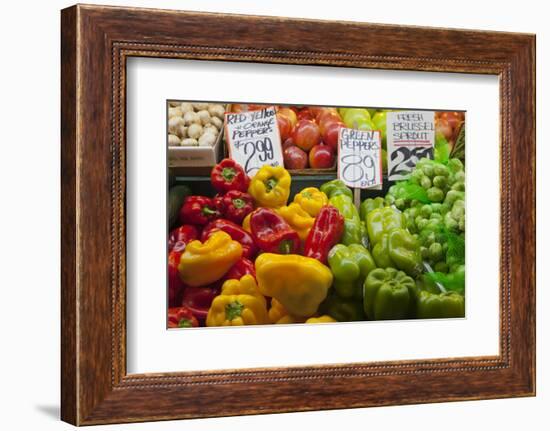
276,106,344,170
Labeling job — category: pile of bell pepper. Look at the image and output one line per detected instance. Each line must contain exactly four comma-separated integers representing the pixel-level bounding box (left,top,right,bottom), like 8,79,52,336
168,156,465,328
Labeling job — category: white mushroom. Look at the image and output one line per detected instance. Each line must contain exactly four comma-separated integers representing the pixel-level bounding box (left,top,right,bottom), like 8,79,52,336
168,134,180,146
187,123,203,140
203,124,219,137
176,125,187,139
193,102,209,111
198,132,217,147
180,138,199,146
208,104,225,119
210,116,223,129
180,102,194,114
197,110,211,126
169,101,181,107
183,111,201,126
168,116,185,134
168,106,183,118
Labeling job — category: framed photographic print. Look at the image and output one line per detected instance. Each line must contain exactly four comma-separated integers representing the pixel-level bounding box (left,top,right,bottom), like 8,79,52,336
61,4,536,425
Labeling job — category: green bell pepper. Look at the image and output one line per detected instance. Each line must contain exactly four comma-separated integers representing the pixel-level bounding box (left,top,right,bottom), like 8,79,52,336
328,244,376,298
359,197,386,222
372,228,423,276
366,206,405,246
320,291,366,322
416,290,465,319
320,179,353,199
340,219,367,246
329,194,367,246
329,194,360,220
363,268,416,320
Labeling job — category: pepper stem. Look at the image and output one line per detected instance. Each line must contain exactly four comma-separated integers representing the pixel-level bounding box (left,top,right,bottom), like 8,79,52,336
265,177,278,192
178,319,193,328
202,206,217,216
278,240,293,254
232,198,246,209
222,167,236,182
225,301,244,321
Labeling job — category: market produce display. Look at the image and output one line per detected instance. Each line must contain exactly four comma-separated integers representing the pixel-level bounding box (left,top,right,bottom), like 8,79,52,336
167,104,466,328
168,102,225,147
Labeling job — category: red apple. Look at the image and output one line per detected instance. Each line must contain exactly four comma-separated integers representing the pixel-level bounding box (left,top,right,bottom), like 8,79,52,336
276,112,292,141
317,111,343,134
277,107,298,129
297,108,314,121
282,137,295,151
322,121,345,151
292,119,321,152
315,107,338,122
309,106,332,119
309,144,335,169
284,145,308,170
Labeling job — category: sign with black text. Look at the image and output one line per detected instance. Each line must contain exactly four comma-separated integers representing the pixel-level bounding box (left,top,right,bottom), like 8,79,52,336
337,128,383,189
386,111,435,181
225,106,284,176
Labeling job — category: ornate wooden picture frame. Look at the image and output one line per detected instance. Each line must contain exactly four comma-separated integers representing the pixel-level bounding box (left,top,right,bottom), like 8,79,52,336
61,4,535,425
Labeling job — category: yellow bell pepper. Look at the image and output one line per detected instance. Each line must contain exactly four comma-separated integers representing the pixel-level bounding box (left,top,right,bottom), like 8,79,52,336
306,315,337,324
276,203,315,241
268,298,305,324
242,213,252,233
221,274,264,300
293,187,329,217
248,165,291,208
206,294,268,326
178,231,242,287
256,253,333,317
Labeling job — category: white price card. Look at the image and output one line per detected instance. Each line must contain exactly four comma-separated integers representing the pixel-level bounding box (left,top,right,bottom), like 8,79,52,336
386,110,435,181
225,106,284,176
337,127,383,189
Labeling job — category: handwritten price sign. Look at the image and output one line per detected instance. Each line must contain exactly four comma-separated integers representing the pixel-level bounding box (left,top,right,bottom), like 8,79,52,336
225,106,284,176
338,128,383,189
386,111,435,181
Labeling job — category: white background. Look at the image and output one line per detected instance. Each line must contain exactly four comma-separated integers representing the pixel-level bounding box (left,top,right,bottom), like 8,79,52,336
127,59,499,373
0,0,547,430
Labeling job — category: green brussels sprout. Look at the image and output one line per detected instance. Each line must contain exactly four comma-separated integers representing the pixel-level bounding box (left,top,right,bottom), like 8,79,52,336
420,176,432,190
420,204,433,218
444,212,459,231
444,190,464,206
447,158,464,173
451,182,465,192
433,175,447,189
420,246,429,259
395,198,406,210
453,171,465,183
427,187,444,202
434,164,450,177
422,164,435,178
428,242,444,261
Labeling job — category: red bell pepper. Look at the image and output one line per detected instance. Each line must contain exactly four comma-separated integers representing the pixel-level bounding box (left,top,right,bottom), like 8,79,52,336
201,219,258,259
223,257,256,281
168,224,200,252
179,195,220,226
181,285,221,323
168,306,199,328
168,250,184,307
214,190,254,224
210,158,250,193
249,208,300,254
304,205,345,264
